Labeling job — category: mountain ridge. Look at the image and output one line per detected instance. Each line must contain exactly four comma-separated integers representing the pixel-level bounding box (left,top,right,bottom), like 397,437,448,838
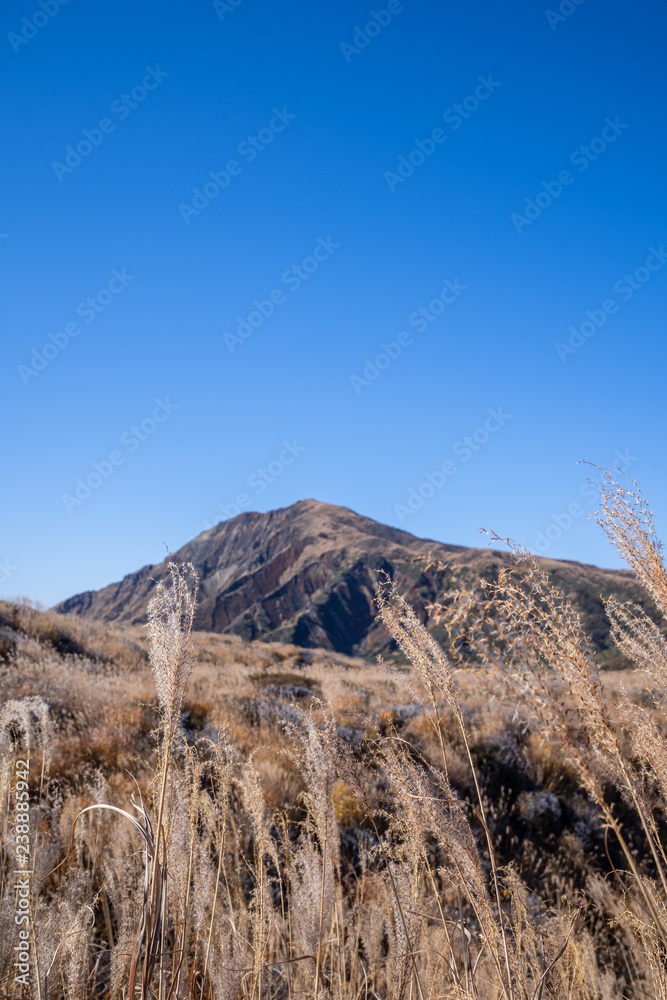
55,498,645,663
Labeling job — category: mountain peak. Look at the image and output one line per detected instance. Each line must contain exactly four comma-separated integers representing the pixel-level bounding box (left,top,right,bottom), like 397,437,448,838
55,499,637,663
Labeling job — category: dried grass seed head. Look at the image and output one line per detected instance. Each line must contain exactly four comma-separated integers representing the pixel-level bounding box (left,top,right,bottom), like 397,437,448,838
147,560,199,734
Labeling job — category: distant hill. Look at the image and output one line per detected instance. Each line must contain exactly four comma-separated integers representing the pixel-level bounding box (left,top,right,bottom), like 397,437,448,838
55,499,649,664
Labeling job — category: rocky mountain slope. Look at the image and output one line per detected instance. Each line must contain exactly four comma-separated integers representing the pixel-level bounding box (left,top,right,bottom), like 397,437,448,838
55,499,648,663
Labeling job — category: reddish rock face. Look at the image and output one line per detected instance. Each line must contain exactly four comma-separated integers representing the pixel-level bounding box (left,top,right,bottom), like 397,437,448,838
54,499,643,662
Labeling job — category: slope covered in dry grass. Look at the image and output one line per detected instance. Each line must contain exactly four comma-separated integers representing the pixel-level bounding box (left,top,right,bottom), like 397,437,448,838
3,471,667,1000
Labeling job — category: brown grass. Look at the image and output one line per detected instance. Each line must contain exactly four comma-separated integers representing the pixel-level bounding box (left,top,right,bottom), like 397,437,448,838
2,471,667,998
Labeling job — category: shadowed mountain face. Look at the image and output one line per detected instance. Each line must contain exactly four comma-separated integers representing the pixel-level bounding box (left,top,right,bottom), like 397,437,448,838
55,499,647,663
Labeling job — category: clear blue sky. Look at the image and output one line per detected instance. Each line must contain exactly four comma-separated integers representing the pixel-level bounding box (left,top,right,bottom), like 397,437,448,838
2,0,666,607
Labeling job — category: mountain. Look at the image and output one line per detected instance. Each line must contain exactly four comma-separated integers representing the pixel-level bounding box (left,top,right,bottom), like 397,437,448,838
55,499,648,664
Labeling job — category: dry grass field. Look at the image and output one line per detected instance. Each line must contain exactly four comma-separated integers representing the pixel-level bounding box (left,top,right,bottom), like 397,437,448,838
2,470,667,1000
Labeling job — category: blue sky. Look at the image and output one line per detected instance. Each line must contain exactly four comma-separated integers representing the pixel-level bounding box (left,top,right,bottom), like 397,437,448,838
1,0,666,607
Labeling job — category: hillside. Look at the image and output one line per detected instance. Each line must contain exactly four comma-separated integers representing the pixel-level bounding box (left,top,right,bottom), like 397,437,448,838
55,499,649,664
0,596,378,781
